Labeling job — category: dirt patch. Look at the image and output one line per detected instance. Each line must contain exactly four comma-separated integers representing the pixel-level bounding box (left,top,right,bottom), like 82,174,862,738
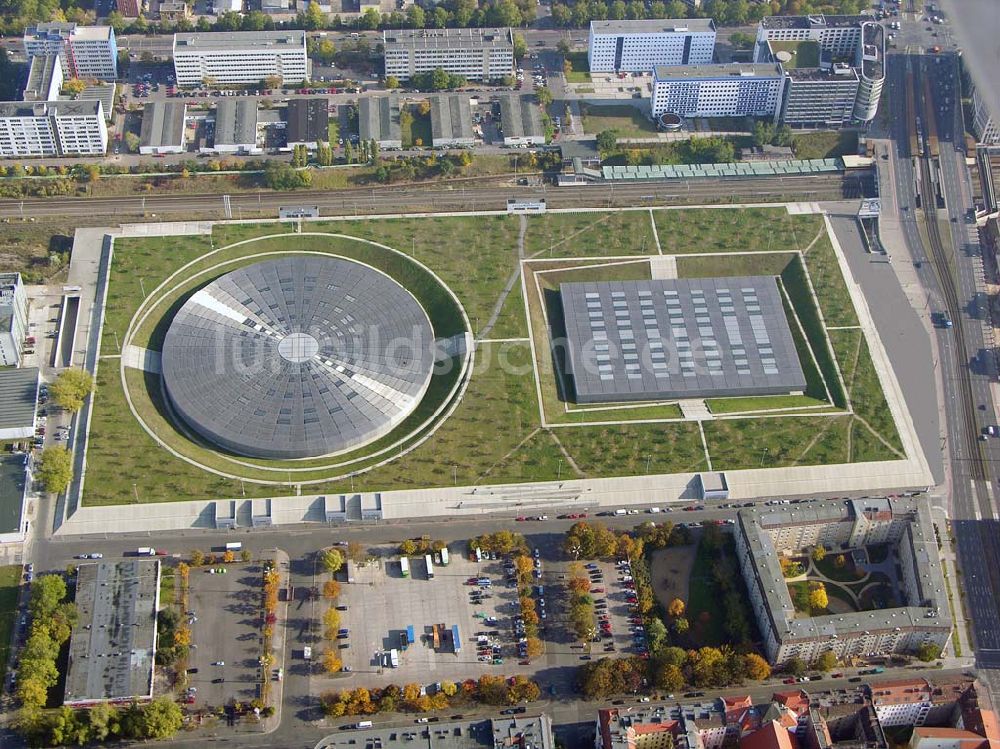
648,545,697,611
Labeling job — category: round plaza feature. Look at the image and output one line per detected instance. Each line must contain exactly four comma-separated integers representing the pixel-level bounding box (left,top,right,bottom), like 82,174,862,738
160,255,435,460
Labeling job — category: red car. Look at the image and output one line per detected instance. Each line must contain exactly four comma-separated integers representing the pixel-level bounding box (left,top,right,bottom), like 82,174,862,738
592,587,605,593
516,516,527,521
783,678,796,684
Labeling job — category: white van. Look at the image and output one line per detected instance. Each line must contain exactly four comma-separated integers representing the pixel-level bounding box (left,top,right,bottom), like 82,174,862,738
356,721,373,729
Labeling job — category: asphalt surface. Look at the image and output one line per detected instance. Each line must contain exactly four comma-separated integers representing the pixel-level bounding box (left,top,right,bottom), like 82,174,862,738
885,46,1000,678
0,173,867,221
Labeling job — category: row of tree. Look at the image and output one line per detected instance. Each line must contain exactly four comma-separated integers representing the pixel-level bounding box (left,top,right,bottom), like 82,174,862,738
321,674,541,716
550,0,866,28
16,698,185,747
470,530,528,554
565,562,596,640
16,575,76,712
564,518,691,561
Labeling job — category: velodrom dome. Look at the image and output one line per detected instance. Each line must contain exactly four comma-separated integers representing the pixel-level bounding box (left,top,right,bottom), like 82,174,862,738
161,255,435,459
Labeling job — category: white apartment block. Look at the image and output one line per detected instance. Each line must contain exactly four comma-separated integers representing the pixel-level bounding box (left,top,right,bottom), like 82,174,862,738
23,23,118,81
973,89,1000,145
172,31,309,87
588,19,716,73
0,100,106,157
382,28,514,82
651,63,784,119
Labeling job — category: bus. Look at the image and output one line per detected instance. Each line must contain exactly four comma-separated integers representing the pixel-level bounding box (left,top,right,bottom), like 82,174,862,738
225,542,242,551
425,554,434,579
400,557,410,577
440,547,449,565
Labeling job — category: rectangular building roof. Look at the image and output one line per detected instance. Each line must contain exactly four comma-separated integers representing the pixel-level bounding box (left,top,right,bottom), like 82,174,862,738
24,54,61,101
383,27,513,50
430,94,474,144
560,277,806,403
0,367,39,439
173,30,305,51
0,454,28,536
760,14,868,29
64,560,160,706
73,83,115,121
214,98,257,147
48,99,102,117
316,714,553,749
498,93,544,140
285,98,327,145
0,102,47,118
590,19,716,34
358,95,401,144
654,62,784,81
139,101,186,150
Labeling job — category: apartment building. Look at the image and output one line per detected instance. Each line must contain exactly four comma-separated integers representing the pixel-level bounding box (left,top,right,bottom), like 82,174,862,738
172,31,309,87
651,63,784,119
588,19,716,73
382,27,514,82
754,14,866,58
0,101,105,157
23,23,118,81
735,498,952,665
0,273,28,367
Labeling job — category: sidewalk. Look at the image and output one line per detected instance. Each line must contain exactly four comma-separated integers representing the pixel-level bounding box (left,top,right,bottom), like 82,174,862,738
932,506,975,661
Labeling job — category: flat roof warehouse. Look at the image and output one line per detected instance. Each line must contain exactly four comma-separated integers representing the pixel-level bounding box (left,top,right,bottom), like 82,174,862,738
560,277,807,403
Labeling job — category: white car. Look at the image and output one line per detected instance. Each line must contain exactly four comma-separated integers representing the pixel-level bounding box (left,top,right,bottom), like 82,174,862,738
212,661,224,666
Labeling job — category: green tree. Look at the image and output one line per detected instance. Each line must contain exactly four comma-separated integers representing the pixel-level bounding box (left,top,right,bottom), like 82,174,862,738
513,33,527,61
49,368,94,412
320,548,344,573
813,650,837,672
263,160,308,190
916,643,942,662
385,75,400,89
752,120,775,147
86,701,121,742
37,447,73,494
536,87,553,107
656,663,684,692
406,4,425,27
300,0,327,30
136,697,183,739
646,618,668,653
785,656,807,677
811,546,827,563
557,38,571,55
30,574,67,619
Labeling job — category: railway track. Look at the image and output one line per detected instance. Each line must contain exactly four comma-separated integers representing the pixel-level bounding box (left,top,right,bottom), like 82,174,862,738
910,58,988,481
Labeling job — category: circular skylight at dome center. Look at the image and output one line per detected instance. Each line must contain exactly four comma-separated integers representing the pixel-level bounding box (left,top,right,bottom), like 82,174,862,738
161,255,435,459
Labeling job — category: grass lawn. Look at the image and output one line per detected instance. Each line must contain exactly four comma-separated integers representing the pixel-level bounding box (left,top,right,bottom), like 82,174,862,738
564,51,590,83
402,107,433,148
580,104,657,137
653,207,824,254
685,539,725,646
0,565,22,672
792,130,859,160
327,118,340,144
824,582,858,611
815,553,866,583
523,211,658,258
0,219,79,283
707,394,832,414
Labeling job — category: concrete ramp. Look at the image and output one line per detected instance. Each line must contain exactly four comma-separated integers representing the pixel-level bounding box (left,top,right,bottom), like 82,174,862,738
122,346,161,373
649,255,677,279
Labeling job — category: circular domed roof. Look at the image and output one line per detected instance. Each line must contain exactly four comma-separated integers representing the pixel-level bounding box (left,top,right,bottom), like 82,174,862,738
161,255,435,459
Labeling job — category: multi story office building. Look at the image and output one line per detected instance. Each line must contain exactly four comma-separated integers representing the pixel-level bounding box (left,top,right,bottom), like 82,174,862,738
50,100,108,155
587,19,716,73
172,31,309,87
0,273,28,367
973,88,999,145
781,65,859,127
853,21,885,123
754,15,883,125
0,100,106,157
651,63,784,119
735,498,952,665
382,27,514,82
23,23,118,81
22,54,63,102
0,102,58,156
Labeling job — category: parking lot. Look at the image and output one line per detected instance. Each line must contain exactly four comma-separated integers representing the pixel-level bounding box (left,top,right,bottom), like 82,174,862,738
313,539,654,696
185,561,264,710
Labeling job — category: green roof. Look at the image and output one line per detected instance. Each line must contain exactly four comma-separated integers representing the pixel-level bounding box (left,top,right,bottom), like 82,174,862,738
768,40,820,69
